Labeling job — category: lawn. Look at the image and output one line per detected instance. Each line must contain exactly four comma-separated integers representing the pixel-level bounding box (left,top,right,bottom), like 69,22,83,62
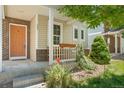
72,60,124,88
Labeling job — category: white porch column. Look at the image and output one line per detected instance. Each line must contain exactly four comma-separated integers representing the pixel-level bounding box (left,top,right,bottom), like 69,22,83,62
48,8,54,65
115,34,118,54
0,5,3,72
120,34,123,54
78,27,81,44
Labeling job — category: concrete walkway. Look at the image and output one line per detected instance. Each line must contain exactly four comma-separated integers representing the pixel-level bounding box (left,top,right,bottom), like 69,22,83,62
112,54,124,60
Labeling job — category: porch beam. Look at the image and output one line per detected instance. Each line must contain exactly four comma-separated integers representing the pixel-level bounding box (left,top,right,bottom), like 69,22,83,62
48,8,54,65
0,5,3,72
115,34,118,54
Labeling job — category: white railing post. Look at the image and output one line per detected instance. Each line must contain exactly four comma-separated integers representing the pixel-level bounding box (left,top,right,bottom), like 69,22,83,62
48,8,54,65
0,5,3,72
58,46,61,59
53,46,76,62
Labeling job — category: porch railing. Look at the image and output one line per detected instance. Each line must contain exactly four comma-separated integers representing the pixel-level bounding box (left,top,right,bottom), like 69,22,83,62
53,45,76,62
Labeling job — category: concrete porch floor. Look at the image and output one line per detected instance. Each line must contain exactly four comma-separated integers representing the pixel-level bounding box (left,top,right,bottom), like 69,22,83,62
2,59,49,72
0,60,49,87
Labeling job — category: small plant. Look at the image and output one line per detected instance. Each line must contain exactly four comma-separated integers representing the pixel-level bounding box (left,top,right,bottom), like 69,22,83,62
89,36,111,65
46,64,72,88
76,44,96,70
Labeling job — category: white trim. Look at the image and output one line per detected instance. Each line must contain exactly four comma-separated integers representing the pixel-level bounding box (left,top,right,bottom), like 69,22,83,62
48,8,54,65
35,14,38,49
9,23,27,60
10,56,27,60
107,37,110,44
102,31,120,35
120,34,122,54
2,5,5,19
54,59,76,63
121,37,124,54
73,25,78,41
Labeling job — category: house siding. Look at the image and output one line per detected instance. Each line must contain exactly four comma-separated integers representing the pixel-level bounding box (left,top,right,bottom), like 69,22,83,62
37,15,48,49
37,15,66,49
63,23,73,43
63,22,88,48
2,17,30,60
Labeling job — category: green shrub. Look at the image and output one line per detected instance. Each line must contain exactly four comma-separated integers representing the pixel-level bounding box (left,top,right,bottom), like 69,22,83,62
46,64,72,88
76,45,96,70
89,36,111,65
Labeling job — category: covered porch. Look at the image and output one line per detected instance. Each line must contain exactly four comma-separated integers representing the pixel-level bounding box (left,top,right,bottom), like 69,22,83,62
102,29,124,54
0,5,87,73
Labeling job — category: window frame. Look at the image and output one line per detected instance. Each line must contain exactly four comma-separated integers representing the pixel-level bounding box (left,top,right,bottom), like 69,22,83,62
73,26,78,41
53,22,63,46
81,30,84,40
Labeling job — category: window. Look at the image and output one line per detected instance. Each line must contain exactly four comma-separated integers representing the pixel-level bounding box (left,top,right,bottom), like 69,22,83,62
81,30,84,39
53,24,60,45
74,28,78,40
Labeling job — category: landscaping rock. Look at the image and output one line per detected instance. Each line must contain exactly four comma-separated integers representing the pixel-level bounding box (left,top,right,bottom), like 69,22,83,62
72,64,104,81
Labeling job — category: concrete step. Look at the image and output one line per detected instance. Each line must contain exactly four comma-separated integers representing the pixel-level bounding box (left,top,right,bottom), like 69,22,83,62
0,65,47,87
13,74,44,88
2,63,47,78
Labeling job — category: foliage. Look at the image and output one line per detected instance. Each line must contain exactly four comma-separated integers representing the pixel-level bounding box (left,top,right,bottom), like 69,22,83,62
46,64,73,88
89,36,111,65
70,60,124,88
58,5,124,30
76,45,96,70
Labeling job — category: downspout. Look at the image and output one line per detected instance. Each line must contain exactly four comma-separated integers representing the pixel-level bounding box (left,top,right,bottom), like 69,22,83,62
0,5,3,72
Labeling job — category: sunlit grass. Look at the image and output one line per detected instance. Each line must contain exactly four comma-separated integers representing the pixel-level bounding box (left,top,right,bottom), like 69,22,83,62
109,60,124,75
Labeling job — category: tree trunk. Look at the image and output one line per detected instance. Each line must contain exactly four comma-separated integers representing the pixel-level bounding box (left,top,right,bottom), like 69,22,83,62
104,21,110,43
104,21,110,33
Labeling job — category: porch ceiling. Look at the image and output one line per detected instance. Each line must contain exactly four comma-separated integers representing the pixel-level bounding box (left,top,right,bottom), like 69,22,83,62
4,5,70,21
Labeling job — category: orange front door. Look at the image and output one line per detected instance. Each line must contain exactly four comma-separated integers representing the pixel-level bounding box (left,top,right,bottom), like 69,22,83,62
10,24,26,58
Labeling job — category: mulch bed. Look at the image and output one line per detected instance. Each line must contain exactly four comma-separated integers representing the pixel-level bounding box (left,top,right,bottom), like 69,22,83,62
71,65,105,81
